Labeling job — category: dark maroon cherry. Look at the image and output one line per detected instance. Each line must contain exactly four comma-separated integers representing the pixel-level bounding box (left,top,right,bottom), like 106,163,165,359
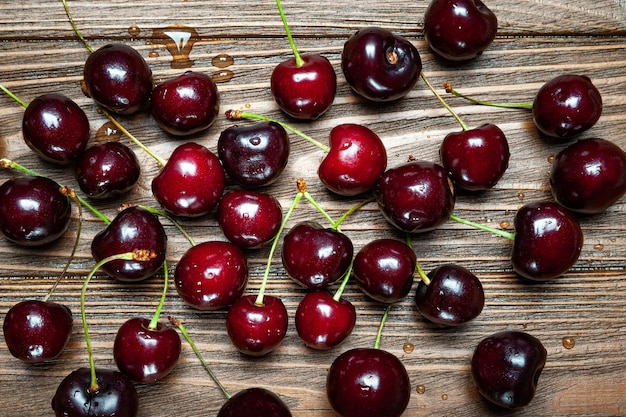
375,160,455,233
424,0,498,61
511,201,583,280
51,367,139,417
471,330,547,409
353,238,416,303
113,317,181,383
226,294,288,356
151,71,220,136
295,291,356,350
415,264,484,326
327,348,411,417
175,240,248,311
152,142,225,217
318,123,387,196
83,43,153,115
91,206,167,282
217,190,283,249
439,123,510,191
217,121,290,188
532,74,602,139
0,176,71,246
75,141,140,199
281,221,353,290
22,93,90,164
342,27,422,102
550,137,626,214
3,299,73,363
217,387,292,417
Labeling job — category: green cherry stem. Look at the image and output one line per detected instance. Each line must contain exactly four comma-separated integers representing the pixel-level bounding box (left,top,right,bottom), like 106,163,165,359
332,195,376,230
275,0,304,66
444,81,533,109
135,204,197,246
449,213,515,241
405,235,431,286
302,191,336,229
332,260,353,302
61,0,94,53
420,71,469,131
0,83,28,108
147,261,170,330
374,303,393,350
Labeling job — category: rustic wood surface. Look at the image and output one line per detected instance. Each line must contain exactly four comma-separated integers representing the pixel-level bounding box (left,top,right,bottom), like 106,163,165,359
1,1,625,416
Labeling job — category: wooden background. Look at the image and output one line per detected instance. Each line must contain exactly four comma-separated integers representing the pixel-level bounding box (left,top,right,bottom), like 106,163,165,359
1,1,625,416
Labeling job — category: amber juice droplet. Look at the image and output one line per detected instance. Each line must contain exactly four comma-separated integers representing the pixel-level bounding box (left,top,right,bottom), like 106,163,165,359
594,243,604,251
547,154,556,164
441,394,448,401
212,70,234,83
517,192,525,200
212,53,234,68
500,221,511,229
96,121,122,142
416,385,426,394
128,25,141,36
152,25,199,69
562,336,575,349
403,342,414,354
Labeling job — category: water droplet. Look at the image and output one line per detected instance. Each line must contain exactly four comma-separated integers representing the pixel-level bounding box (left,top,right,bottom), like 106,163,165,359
148,51,160,58
403,342,414,354
95,121,121,142
212,53,234,68
562,336,575,349
416,385,426,394
517,192,525,200
500,221,511,229
128,25,141,36
441,393,448,401
212,70,234,83
152,25,199,69
594,243,604,250
249,137,262,146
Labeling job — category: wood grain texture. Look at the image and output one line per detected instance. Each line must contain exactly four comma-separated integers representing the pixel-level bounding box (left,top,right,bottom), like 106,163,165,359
0,1,625,416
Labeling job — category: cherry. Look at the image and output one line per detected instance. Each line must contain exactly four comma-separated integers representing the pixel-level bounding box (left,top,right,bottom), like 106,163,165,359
375,160,455,233
217,190,283,249
0,175,72,246
424,0,498,61
151,70,220,136
217,387,293,417
341,27,422,102
550,137,626,214
174,240,248,311
152,142,226,217
75,141,141,199
471,330,547,408
352,238,416,303
83,43,153,115
218,119,290,188
3,299,73,363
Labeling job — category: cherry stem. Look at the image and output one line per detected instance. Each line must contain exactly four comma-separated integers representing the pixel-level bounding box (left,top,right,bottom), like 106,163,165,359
134,204,197,246
420,72,469,131
449,213,515,241
225,109,330,152
374,303,393,350
332,260,353,302
81,250,156,393
405,235,431,286
332,195,375,230
275,0,304,66
303,191,336,229
148,261,169,330
0,83,28,108
168,316,232,399
61,0,95,53
444,82,533,109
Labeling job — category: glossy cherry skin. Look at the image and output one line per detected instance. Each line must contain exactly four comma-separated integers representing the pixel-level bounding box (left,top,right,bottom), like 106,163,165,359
3,300,73,363
271,54,336,120
342,27,422,102
440,123,510,191
83,43,153,115
217,190,283,249
218,121,290,188
424,0,498,61
327,348,411,417
217,387,292,417
375,160,455,233
151,71,220,136
175,241,248,310
51,367,139,417
512,201,583,280
91,206,167,282
226,295,288,356
471,331,547,409
353,238,416,303
532,74,602,139
0,176,72,246
22,93,90,164
318,123,387,196
75,141,141,199
281,221,354,290
113,317,181,383
152,142,225,217
415,264,484,326
550,137,626,214
295,291,356,350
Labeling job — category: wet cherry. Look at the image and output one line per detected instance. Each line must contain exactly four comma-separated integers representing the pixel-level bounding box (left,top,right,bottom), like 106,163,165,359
217,387,293,417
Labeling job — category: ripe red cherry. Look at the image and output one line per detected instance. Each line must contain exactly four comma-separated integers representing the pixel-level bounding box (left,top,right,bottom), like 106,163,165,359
295,291,356,350
471,330,547,409
342,27,422,102
326,348,411,417
439,123,510,191
0,176,72,246
152,142,225,217
318,123,388,196
217,387,292,417
151,71,220,136
22,93,90,164
83,43,153,115
375,160,455,233
3,299,73,363
174,241,248,311
424,0,498,61
550,137,626,214
113,317,181,383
